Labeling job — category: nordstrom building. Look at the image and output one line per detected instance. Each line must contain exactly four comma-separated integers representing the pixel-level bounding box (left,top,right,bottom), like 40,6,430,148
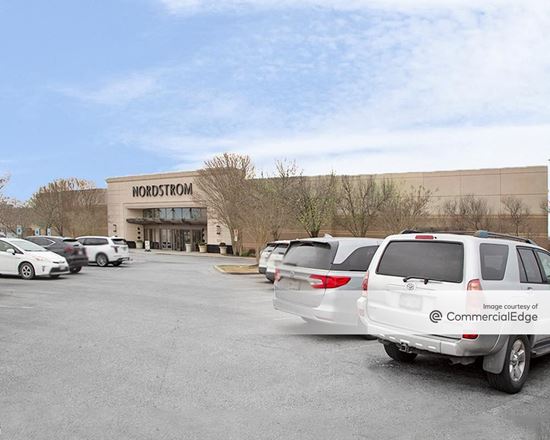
106,171,232,251
107,165,549,251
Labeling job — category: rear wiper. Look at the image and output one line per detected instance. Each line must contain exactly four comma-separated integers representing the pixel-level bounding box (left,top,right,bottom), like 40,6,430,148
284,262,298,267
403,276,430,285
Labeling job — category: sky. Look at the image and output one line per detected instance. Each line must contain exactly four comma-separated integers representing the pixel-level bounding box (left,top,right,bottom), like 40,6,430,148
1,0,549,200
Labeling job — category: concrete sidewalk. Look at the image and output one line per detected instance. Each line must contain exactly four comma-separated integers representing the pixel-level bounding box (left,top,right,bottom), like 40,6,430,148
131,248,256,261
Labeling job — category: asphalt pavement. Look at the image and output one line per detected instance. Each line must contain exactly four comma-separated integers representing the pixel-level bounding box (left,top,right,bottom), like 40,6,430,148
1,251,550,439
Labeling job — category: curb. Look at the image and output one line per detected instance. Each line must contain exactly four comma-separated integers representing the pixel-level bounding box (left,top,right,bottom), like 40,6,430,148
214,265,260,275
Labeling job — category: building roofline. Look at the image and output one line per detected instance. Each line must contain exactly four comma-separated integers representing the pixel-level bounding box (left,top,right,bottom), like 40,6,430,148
105,164,547,184
106,170,200,183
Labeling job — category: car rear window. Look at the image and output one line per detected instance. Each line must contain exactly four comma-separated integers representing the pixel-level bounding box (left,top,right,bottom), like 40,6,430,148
112,238,127,245
480,244,509,281
283,241,336,270
263,245,276,253
331,246,379,272
377,241,464,283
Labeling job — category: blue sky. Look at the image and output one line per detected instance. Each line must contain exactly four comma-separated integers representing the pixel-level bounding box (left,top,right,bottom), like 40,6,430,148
1,0,549,199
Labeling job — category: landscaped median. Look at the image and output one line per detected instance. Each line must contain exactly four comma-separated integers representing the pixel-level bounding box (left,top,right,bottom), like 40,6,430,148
214,264,258,275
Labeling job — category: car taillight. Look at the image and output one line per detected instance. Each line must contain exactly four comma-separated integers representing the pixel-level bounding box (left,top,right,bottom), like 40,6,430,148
361,271,369,296
462,334,478,340
467,279,482,291
309,274,351,289
112,246,119,253
64,246,73,254
274,268,281,282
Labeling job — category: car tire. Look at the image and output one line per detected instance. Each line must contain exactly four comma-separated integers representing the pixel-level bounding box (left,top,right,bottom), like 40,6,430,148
19,262,35,280
96,253,109,267
112,261,123,267
70,267,82,274
384,343,418,363
486,335,530,394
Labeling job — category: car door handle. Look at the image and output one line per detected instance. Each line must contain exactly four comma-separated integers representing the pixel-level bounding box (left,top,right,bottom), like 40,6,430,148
526,287,534,291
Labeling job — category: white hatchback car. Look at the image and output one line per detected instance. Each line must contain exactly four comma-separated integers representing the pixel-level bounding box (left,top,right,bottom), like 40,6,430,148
77,236,130,267
0,237,69,279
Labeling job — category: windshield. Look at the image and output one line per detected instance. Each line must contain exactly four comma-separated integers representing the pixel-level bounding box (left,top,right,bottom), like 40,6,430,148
10,239,49,252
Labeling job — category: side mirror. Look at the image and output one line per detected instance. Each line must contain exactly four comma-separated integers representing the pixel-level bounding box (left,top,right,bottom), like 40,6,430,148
6,248,16,255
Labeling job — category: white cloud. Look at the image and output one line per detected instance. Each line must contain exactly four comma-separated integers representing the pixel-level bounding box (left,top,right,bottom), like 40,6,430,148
133,124,550,175
56,73,159,106
157,0,520,15
75,0,550,175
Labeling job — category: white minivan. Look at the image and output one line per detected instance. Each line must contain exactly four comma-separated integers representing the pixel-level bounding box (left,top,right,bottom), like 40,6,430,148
77,236,130,267
0,238,69,279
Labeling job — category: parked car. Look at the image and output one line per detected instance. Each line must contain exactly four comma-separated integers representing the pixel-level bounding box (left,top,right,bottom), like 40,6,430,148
265,241,290,282
259,241,284,274
358,230,550,393
25,236,88,273
0,237,69,279
77,236,130,267
273,237,382,329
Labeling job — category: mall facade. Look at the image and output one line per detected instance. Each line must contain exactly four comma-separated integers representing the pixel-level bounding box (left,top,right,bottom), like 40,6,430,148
106,171,231,252
106,165,549,251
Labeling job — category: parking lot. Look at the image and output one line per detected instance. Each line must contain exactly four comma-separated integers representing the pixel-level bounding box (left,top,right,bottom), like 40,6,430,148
2,251,550,440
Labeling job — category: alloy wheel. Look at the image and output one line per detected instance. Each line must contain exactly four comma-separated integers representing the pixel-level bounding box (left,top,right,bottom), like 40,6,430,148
509,339,527,382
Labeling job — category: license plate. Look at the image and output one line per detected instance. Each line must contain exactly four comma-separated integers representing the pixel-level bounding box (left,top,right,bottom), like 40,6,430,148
399,293,422,310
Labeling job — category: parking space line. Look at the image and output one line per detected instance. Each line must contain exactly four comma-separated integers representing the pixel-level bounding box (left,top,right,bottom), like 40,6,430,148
0,305,34,309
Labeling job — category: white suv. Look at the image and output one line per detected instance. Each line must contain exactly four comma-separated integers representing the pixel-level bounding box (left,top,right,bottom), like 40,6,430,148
77,236,130,267
358,230,550,393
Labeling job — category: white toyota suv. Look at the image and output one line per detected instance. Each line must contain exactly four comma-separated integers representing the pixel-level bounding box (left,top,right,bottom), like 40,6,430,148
77,236,130,267
358,230,550,393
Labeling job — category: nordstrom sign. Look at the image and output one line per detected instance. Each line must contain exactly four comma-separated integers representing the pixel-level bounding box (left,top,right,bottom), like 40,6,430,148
132,183,193,198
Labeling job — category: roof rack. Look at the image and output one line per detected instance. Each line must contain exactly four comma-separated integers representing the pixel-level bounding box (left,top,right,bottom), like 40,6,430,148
473,230,537,245
399,229,537,245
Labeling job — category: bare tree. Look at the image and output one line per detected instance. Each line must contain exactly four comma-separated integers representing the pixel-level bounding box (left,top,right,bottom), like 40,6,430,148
29,178,100,236
0,198,31,236
195,153,254,255
442,194,492,231
381,185,432,233
0,173,8,196
294,173,337,238
337,175,395,237
0,174,34,236
269,160,302,240
502,196,531,236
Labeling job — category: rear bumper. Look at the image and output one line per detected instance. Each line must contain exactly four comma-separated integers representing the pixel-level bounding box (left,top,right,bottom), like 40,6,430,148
66,256,88,268
357,297,503,357
273,290,362,327
112,255,131,263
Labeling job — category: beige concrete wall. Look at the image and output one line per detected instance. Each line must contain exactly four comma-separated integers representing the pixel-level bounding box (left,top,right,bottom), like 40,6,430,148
107,165,548,249
372,166,547,214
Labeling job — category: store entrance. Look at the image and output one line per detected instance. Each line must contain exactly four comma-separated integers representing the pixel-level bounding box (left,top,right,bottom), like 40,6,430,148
144,226,205,251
